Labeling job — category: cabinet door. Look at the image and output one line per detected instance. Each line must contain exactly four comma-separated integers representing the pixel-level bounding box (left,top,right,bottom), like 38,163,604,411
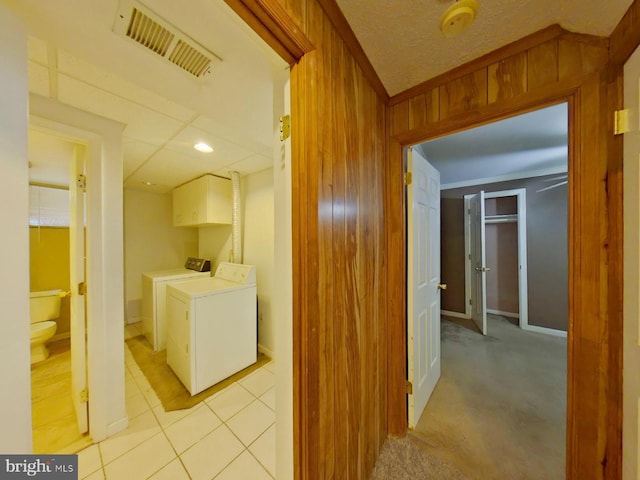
173,176,208,226
205,175,232,224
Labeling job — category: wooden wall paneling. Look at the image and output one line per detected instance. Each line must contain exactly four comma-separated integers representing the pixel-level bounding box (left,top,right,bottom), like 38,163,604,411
315,0,389,101
559,38,609,80
487,52,527,104
408,94,428,130
287,0,389,476
389,102,410,137
439,69,488,120
386,135,407,437
527,39,559,89
388,24,566,106
408,88,440,129
605,63,624,480
610,0,640,65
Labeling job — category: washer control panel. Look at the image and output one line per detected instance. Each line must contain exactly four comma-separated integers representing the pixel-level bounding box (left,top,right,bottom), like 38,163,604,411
214,263,256,284
185,257,211,272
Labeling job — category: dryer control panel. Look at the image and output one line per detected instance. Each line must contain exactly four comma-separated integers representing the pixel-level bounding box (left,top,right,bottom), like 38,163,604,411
214,263,256,284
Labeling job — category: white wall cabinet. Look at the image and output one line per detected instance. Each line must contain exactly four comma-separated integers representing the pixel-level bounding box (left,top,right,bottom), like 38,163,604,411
173,175,232,226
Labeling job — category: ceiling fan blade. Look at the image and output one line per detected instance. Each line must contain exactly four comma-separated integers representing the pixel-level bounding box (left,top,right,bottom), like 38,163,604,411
536,180,568,193
543,175,568,182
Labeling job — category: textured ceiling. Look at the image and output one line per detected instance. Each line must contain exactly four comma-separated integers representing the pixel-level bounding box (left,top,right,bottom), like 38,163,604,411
336,0,633,95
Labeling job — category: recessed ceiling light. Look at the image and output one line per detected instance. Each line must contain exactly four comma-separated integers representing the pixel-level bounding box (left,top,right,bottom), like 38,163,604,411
194,142,213,153
142,181,156,186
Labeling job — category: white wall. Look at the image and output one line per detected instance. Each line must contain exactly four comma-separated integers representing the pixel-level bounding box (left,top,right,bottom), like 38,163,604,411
124,189,199,323
198,169,276,356
199,225,233,270
242,169,275,356
0,5,33,453
30,94,126,441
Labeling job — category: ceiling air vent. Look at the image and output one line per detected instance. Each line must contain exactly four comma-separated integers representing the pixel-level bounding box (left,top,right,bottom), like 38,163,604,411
113,0,222,79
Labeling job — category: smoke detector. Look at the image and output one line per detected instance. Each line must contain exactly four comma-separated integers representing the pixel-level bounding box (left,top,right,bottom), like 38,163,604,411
113,0,222,79
440,0,478,38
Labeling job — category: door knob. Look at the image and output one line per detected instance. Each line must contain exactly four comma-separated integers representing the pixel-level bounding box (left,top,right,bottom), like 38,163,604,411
474,267,491,272
438,284,447,290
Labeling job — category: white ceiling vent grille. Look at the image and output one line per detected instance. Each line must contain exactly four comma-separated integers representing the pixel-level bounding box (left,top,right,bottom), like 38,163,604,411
114,0,221,79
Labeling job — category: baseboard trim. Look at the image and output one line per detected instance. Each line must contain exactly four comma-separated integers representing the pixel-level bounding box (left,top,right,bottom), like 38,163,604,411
522,324,567,338
487,309,520,319
106,416,129,438
126,317,141,325
258,344,274,360
441,310,470,320
51,332,71,343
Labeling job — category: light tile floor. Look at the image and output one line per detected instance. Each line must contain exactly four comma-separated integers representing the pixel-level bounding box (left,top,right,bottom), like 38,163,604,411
78,323,276,479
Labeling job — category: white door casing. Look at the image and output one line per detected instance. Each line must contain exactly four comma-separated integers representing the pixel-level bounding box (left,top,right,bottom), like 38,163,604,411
469,191,487,335
407,147,441,429
623,44,640,480
70,145,88,434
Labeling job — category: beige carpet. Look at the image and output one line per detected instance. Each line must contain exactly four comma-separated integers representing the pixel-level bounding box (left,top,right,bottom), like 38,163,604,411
370,436,466,479
126,335,269,411
411,315,567,480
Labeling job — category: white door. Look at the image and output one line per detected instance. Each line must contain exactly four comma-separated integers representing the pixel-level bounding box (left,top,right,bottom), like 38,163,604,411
70,145,88,434
469,191,487,335
623,44,640,480
407,147,441,429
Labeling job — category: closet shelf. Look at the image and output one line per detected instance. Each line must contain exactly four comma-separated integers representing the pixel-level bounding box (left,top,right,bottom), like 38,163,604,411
485,214,518,224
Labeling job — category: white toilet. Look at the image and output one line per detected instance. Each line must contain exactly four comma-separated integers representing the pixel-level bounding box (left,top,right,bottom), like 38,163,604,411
29,289,62,364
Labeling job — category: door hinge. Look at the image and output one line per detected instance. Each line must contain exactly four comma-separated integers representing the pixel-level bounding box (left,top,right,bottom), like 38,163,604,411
79,388,88,403
279,114,291,141
406,380,413,394
77,174,87,190
404,172,412,185
614,109,630,135
469,298,473,305
78,282,87,295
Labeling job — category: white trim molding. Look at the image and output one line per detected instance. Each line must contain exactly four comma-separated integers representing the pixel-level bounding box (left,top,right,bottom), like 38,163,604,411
487,309,520,319
441,310,471,320
258,344,274,360
441,166,568,190
522,324,568,338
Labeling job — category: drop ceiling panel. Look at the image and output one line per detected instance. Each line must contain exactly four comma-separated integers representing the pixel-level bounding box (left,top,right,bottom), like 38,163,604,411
57,74,185,145
163,126,254,166
57,49,197,122
27,36,48,64
192,116,272,157
28,61,50,98
126,147,231,189
214,154,272,177
122,138,158,178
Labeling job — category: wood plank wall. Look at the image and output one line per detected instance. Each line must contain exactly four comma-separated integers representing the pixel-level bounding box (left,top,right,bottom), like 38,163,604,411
268,0,389,478
386,27,622,480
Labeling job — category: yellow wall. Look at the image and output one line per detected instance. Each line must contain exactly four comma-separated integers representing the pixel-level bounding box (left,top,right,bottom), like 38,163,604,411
29,227,70,335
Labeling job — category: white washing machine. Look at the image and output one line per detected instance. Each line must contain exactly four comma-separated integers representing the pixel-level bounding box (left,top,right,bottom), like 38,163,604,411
166,262,257,395
141,257,211,351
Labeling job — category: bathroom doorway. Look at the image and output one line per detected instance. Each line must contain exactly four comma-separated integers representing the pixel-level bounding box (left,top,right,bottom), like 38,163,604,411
28,125,90,453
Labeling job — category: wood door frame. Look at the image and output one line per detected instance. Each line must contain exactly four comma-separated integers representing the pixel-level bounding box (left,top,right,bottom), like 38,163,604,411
387,72,621,478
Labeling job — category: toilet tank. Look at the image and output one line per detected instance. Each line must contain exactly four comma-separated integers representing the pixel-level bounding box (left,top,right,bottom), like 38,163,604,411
29,289,63,324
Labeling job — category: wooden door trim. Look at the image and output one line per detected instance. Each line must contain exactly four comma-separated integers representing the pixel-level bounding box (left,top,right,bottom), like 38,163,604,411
386,71,622,478
224,0,314,65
